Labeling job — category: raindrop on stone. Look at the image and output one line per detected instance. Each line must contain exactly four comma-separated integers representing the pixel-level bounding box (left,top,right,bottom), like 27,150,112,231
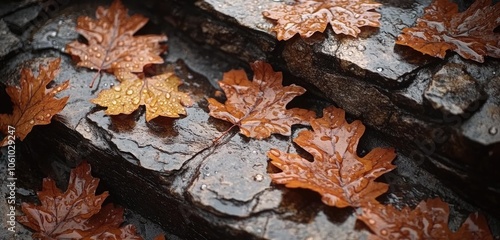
376,67,383,72
357,44,366,51
48,31,57,37
200,184,207,190
84,127,91,132
489,127,498,135
254,174,264,182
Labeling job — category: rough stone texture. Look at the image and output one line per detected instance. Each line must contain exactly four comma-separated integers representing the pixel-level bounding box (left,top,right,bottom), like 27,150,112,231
0,20,22,61
2,0,500,239
424,63,485,116
3,4,43,32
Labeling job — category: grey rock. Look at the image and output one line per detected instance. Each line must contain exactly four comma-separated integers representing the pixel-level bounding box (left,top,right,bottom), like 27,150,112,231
424,63,485,116
0,20,21,60
462,76,500,145
3,4,42,32
0,0,39,17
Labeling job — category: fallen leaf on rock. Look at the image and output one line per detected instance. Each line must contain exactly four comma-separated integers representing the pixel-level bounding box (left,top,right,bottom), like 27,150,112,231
18,162,142,239
263,0,382,40
358,198,493,240
92,70,192,121
208,61,315,139
268,106,396,208
0,58,68,146
66,0,167,85
396,0,500,63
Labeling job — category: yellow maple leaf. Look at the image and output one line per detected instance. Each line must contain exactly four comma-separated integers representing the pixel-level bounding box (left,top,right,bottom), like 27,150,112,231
91,71,193,121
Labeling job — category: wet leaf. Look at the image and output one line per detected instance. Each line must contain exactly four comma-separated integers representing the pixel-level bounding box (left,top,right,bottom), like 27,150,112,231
268,106,396,208
396,0,500,63
358,198,493,240
208,61,315,139
262,0,382,40
66,0,167,73
0,58,68,146
18,162,142,239
92,70,193,121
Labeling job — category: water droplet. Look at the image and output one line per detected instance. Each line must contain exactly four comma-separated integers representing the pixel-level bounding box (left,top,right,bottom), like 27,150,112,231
368,219,375,225
489,127,498,135
357,44,366,51
376,67,384,72
125,56,132,61
56,87,62,92
347,51,353,56
84,127,90,132
104,83,108,87
48,31,57,37
46,113,51,118
126,89,133,95
118,41,124,46
139,57,144,61
187,73,194,79
29,119,35,124
254,174,264,182
165,92,171,99
96,53,101,58
200,184,207,190
111,100,117,105
204,172,210,177
132,98,140,105
354,13,360,18
380,229,388,236
58,20,63,25
113,86,121,91
269,149,280,157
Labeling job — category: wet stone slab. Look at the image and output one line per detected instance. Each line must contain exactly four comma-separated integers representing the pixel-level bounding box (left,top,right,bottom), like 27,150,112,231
2,0,500,239
0,20,22,60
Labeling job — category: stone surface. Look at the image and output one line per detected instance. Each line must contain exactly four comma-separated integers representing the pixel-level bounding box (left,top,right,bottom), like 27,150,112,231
0,20,22,60
2,0,500,239
424,63,485,116
3,4,43,32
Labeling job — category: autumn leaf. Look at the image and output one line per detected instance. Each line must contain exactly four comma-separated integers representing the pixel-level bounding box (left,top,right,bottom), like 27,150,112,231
92,70,193,121
18,162,142,240
0,58,68,146
262,0,382,40
396,0,500,63
66,0,167,84
358,198,493,240
268,106,396,208
208,61,315,140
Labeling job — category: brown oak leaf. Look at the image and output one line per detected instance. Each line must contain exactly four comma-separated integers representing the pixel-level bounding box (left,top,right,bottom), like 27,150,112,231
91,70,193,121
0,58,68,146
262,0,382,40
18,162,142,239
66,0,167,76
396,0,500,63
268,106,396,208
208,61,315,139
358,198,493,240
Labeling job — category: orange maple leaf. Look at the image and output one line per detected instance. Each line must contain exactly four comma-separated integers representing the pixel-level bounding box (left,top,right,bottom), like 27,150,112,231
358,198,493,240
92,70,193,121
262,0,382,40
208,61,315,140
0,58,68,146
65,0,167,85
396,0,500,63
18,162,142,239
268,106,396,208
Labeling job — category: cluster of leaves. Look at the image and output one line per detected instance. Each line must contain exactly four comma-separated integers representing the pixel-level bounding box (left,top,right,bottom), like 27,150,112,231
66,0,192,120
263,0,500,62
208,62,493,238
18,162,150,239
2,0,495,238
